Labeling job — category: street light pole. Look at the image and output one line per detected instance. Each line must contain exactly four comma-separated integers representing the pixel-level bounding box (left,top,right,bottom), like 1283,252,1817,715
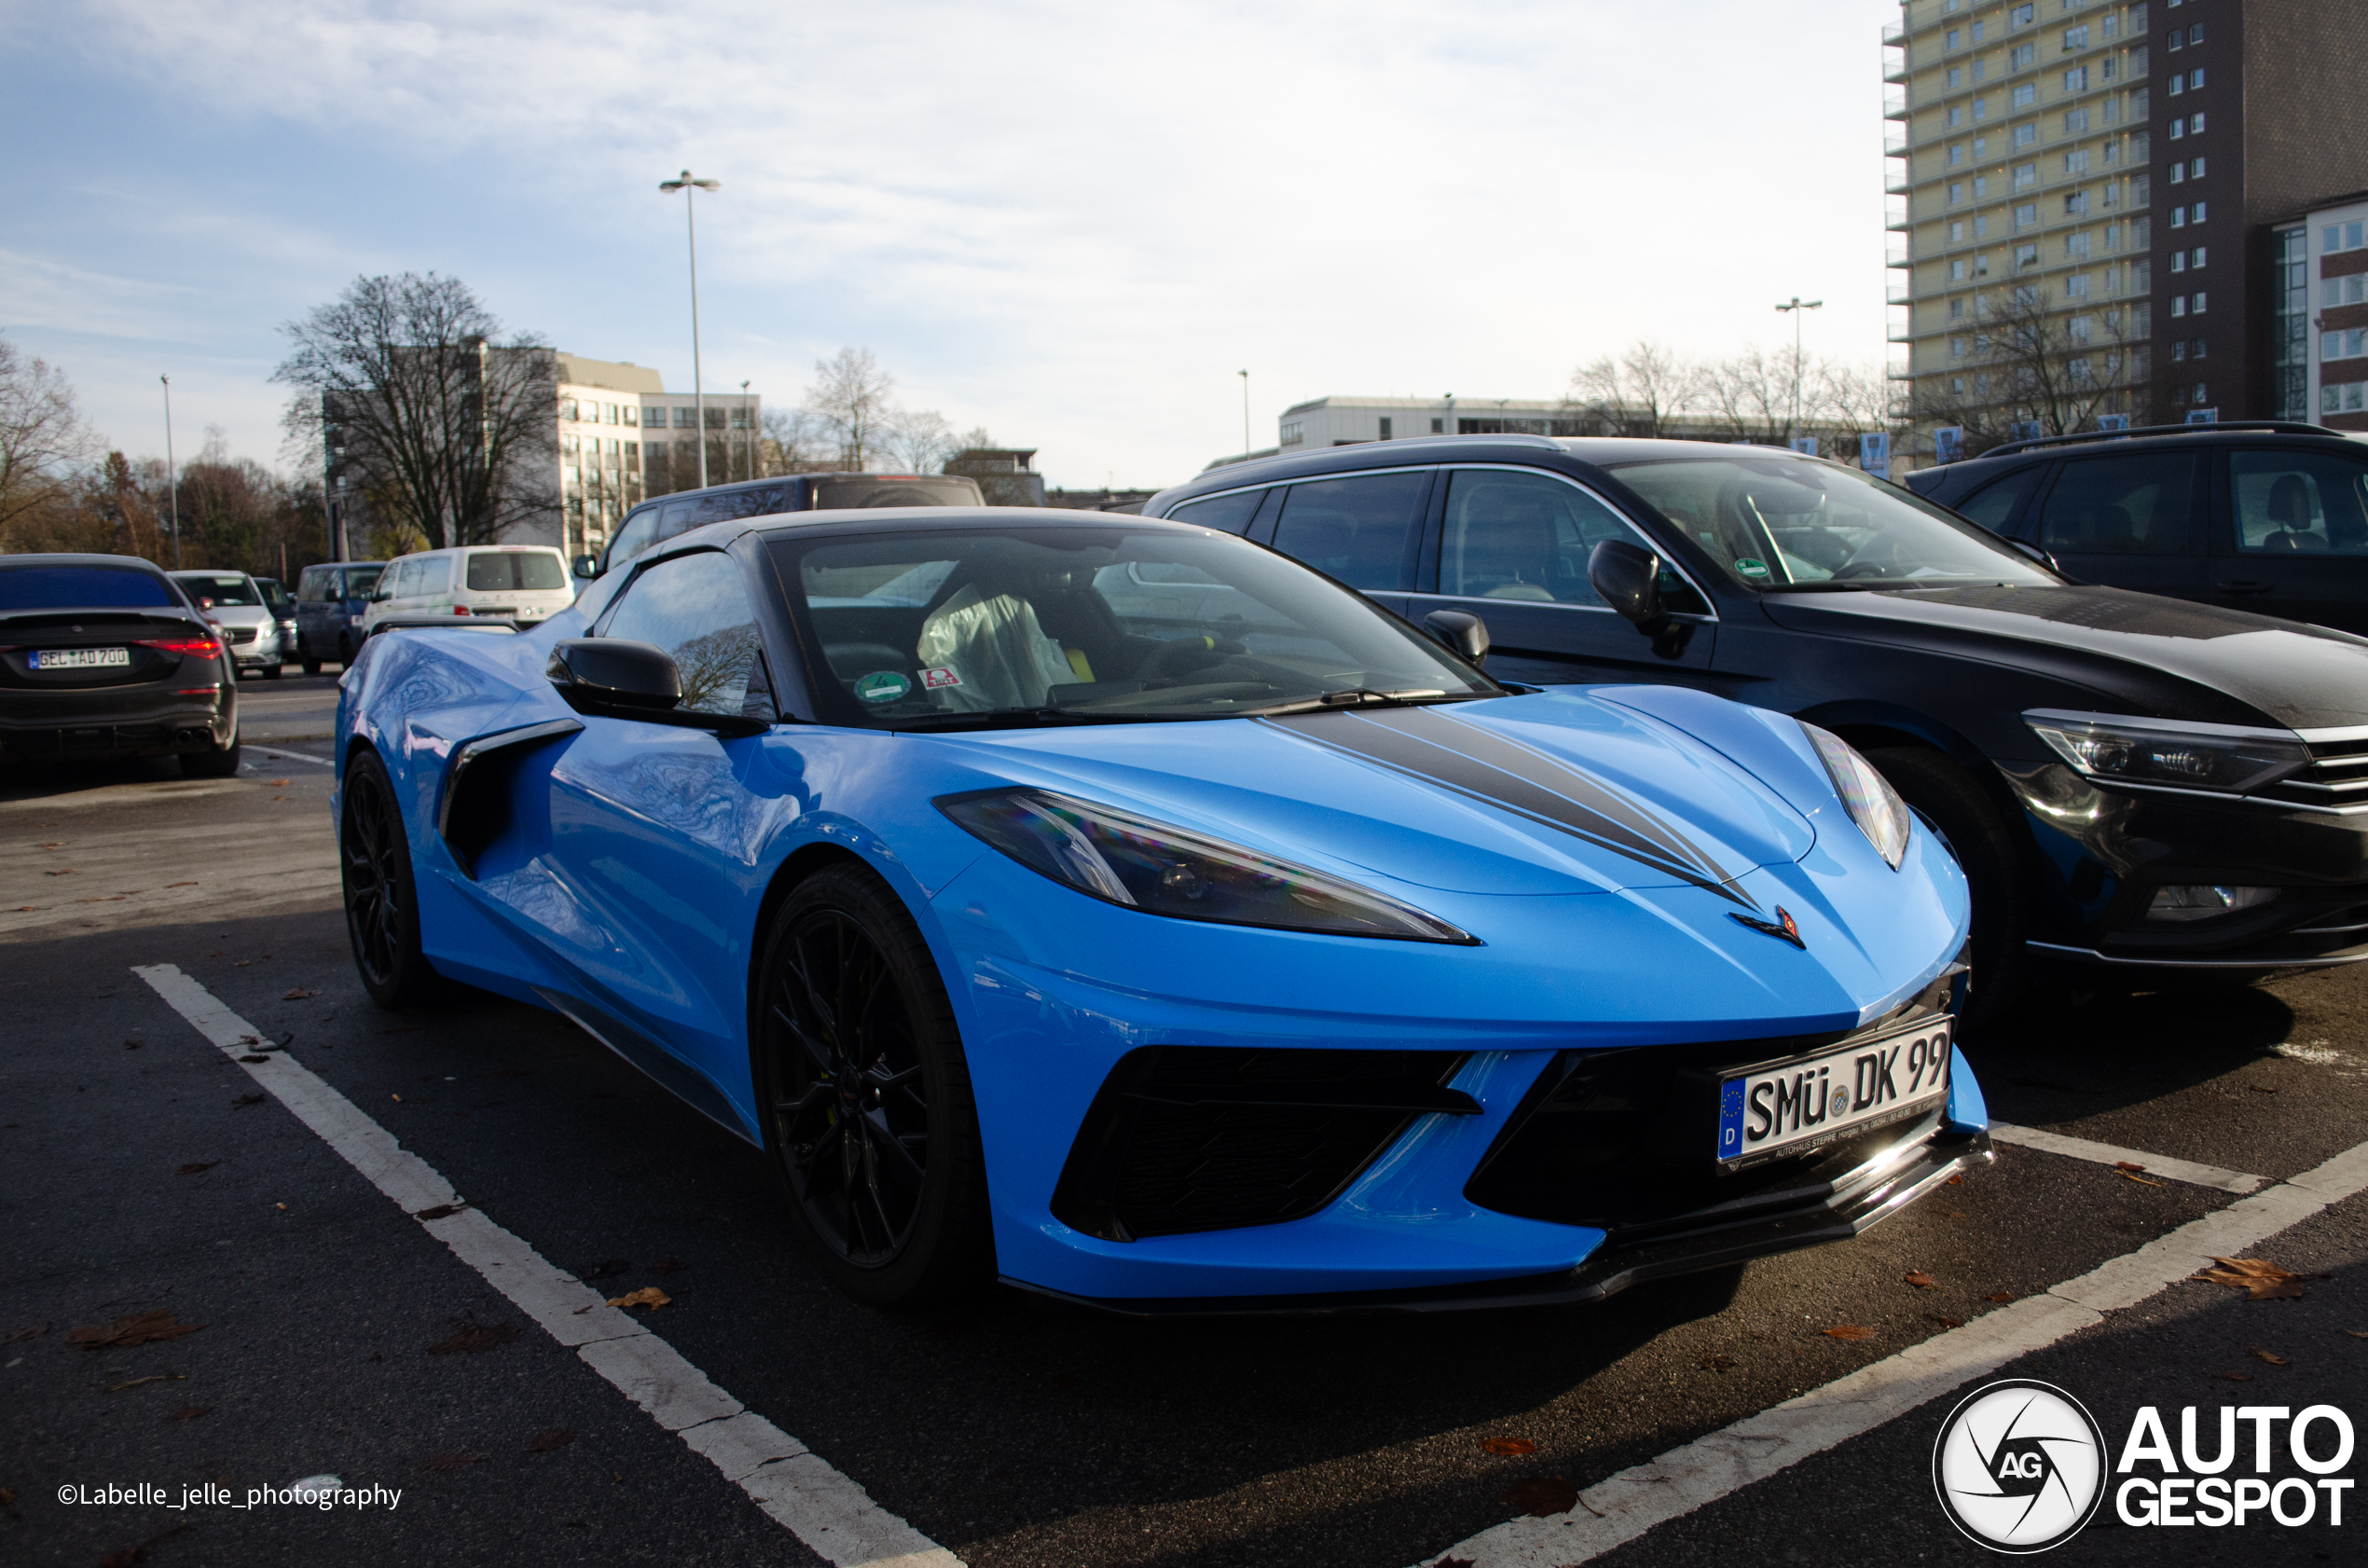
660,170,721,488
1238,369,1250,459
159,374,180,569
1773,296,1824,443
741,378,751,480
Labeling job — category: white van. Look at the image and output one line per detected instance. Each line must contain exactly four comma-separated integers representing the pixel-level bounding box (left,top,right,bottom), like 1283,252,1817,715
360,545,576,636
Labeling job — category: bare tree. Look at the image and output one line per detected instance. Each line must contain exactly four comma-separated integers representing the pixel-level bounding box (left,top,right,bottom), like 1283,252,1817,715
273,273,556,551
1700,346,1803,444
884,407,959,475
1909,284,2143,454
758,408,833,476
0,337,94,542
1567,341,1702,437
803,347,896,472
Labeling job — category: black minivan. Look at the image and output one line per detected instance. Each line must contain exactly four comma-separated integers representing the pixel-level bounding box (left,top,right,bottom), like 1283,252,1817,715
1906,421,2368,637
1144,434,2368,1019
587,473,986,581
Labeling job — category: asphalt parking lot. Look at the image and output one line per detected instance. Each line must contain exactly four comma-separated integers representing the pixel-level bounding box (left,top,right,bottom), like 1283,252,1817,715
4,670,2362,1567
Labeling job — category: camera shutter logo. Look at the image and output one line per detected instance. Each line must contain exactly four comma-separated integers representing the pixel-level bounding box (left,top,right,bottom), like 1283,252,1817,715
1932,1379,2107,1552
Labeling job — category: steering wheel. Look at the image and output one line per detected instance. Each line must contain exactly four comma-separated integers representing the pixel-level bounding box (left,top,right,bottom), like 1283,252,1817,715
1834,527,1912,581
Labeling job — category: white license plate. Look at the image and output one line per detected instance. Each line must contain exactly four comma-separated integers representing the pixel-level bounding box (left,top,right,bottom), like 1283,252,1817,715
31,647,131,670
1716,1016,1952,1165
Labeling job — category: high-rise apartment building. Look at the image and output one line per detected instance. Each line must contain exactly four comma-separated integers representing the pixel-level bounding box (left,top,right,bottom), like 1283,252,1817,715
554,353,761,558
1887,0,2368,461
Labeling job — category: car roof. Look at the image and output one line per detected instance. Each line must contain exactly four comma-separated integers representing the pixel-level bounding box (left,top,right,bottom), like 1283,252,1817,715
1151,433,1832,506
1918,424,2368,489
0,552,175,573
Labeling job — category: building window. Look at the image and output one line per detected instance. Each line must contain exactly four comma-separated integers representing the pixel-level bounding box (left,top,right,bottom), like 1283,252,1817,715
2064,106,2090,133
1950,258,1967,281
2014,162,2038,189
2015,203,2040,229
2171,205,2186,227
1950,337,1968,361
2064,190,2089,215
1950,296,1967,318
1948,101,1964,124
2009,4,2033,30
2326,382,2368,414
1950,220,1966,241
2070,356,2093,384
2327,276,2368,308
2011,43,2036,69
2063,24,2088,51
1974,135,1989,157
2168,164,2184,185
1975,215,1990,239
2170,251,2185,273
2166,28,2182,51
2013,85,2037,110
1947,27,1962,48
2069,314,2093,342
2170,340,2186,362
1948,144,1965,166
1949,182,1965,204
2066,230,2092,258
1975,174,1990,198
2324,221,2367,253
2192,199,2207,223
1973,92,1989,115
2064,147,2090,175
2062,65,2087,91
2191,339,2207,360
2192,292,2207,314
2168,73,2182,97
1973,19,1987,41
2187,23,2202,44
2014,243,2040,268
2171,296,2186,318
2190,245,2207,268
2189,113,2204,133
2190,158,2205,179
2188,68,2204,89
2168,118,2182,140
2068,273,2093,299
1378,417,1392,439
2324,329,2368,361
1976,247,1991,269
1430,418,1444,433
1948,67,1964,89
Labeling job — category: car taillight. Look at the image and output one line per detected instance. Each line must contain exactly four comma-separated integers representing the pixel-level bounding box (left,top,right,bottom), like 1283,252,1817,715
451,605,472,615
138,637,224,657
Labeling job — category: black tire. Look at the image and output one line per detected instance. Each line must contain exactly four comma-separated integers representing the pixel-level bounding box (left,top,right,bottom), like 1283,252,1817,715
337,634,353,667
1866,747,2030,1027
265,663,283,681
339,749,449,1009
179,722,241,778
301,657,323,676
754,862,993,1308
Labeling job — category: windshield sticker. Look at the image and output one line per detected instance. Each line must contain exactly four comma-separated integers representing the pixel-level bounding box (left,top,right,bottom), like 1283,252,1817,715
920,667,962,690
1734,558,1771,580
853,670,912,703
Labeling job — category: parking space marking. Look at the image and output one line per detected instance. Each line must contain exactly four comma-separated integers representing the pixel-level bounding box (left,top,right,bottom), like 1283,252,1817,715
246,748,335,766
1988,1121,2268,1193
132,963,963,1568
1410,1133,2368,1568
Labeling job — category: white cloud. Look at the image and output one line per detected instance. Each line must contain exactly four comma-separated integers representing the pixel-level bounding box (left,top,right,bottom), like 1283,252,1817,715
34,0,1899,484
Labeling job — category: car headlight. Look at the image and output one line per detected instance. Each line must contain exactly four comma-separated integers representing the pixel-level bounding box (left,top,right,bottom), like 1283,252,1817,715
936,789,1476,943
2023,710,2307,794
1799,722,1911,870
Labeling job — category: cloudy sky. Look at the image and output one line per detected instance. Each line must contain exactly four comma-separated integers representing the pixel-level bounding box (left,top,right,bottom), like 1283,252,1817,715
4,0,1898,490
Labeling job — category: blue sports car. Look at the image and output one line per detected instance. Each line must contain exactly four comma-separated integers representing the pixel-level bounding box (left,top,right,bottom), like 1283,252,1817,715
333,506,1990,1312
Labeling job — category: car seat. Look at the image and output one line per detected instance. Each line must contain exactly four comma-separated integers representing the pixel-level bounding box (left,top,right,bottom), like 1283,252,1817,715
914,583,1079,711
2260,474,2327,551
1453,498,1558,600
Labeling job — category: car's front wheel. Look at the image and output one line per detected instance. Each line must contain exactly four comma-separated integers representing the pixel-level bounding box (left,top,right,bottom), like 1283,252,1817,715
340,750,448,1008
1868,747,2028,1027
754,862,993,1307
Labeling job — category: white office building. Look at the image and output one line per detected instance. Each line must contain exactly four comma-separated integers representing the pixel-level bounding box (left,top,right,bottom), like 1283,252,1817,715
553,353,761,557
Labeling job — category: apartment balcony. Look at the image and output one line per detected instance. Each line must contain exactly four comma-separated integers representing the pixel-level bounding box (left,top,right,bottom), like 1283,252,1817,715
1888,355,1915,381
1881,19,1907,46
1887,239,1911,268
1884,86,1908,120
1887,307,1915,344
1884,51,1912,85
1885,162,1915,197
1888,280,1914,306
1885,196,1911,232
1884,127,1909,156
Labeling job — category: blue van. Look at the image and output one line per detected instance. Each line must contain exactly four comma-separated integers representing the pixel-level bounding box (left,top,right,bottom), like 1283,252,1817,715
292,560,388,673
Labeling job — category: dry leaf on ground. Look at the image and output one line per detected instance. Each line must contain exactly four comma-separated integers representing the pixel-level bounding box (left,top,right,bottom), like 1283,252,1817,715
105,1374,187,1393
1500,1475,1578,1517
2251,1347,2291,1366
1946,1174,1965,1186
268,778,289,787
418,1452,488,1473
529,1428,576,1453
1928,1314,1966,1328
282,988,321,1001
1905,1271,1937,1289
2192,1258,2306,1300
427,1325,521,1355
177,1162,217,1176
69,1311,206,1351
412,1204,466,1221
2114,1161,2147,1173
1987,1291,2017,1302
2347,1329,2368,1339
239,1053,269,1064
232,1093,265,1107
2117,1168,2167,1187
607,1287,670,1310
1480,1437,1536,1455
1820,1326,1874,1341
1699,1354,1737,1371
167,1406,209,1421
4,1323,50,1343
2216,1371,2254,1382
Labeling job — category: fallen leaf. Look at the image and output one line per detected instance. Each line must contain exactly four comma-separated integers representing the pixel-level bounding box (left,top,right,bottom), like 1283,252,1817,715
391,1093,402,1102
275,1203,287,1211
1946,1173,1964,1186
106,1373,187,1393
2250,1084,2279,1093
417,1451,488,1472
649,1257,687,1275
282,988,321,1001
412,1204,467,1221
232,1093,265,1107
239,1054,268,1064
1928,1314,1966,1328
427,1324,520,1355
2192,1258,2307,1300
1698,1354,1737,1371
68,1311,206,1351
528,1428,576,1453
2346,1329,2368,1340
1820,1325,1874,1341
1481,1437,1537,1455
2216,1371,2254,1382
607,1287,670,1310
268,778,290,787
2117,1168,2167,1187
232,960,250,968
2114,1161,2148,1173
1500,1475,1578,1517
1905,1271,1937,1289
177,1162,218,1176
4,1323,50,1342
167,1406,210,1421
124,1039,143,1052
46,869,73,876
1987,1292,2017,1303
579,1259,633,1283
2251,1347,2291,1366
1945,1211,1968,1219
166,881,198,887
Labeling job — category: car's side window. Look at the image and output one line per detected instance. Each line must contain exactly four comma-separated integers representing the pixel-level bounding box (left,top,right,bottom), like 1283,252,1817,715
1438,467,1709,614
1954,465,2047,536
1269,472,1427,590
1168,488,1265,535
609,507,660,570
415,556,452,596
380,559,415,599
2229,449,2368,555
2034,452,2198,555
599,551,764,717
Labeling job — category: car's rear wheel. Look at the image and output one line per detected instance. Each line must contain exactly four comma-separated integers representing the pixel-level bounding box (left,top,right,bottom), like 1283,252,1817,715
340,750,447,1008
301,656,323,676
1867,747,2028,1029
179,722,241,778
265,663,283,681
755,863,992,1307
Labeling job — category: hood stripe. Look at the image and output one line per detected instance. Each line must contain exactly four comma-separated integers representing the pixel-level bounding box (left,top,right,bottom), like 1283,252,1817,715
1259,708,1756,908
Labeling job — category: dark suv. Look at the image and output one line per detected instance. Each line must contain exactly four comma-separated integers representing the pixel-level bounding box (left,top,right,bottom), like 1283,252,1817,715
1144,433,2368,1018
587,473,986,581
1905,421,2368,637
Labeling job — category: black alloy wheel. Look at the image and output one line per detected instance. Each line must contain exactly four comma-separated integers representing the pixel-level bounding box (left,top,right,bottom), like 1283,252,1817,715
339,750,447,1008
757,863,991,1307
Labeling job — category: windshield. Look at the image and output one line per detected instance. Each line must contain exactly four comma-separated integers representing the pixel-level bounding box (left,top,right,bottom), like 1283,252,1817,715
255,579,292,610
344,565,385,597
772,526,1498,728
1602,455,2056,591
172,573,261,606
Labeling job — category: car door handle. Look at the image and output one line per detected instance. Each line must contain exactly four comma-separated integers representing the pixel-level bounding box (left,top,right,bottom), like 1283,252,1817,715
2213,581,2274,595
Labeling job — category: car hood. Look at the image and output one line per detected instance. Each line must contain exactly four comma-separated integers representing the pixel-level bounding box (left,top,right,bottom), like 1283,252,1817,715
1758,583,2368,731
931,692,1818,899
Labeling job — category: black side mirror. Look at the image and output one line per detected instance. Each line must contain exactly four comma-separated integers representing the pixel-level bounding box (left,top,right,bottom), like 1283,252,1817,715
571,554,599,581
547,638,766,737
1422,610,1490,667
1588,539,1664,627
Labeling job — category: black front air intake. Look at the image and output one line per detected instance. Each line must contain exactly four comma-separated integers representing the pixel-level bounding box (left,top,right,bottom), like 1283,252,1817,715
1052,1046,1478,1242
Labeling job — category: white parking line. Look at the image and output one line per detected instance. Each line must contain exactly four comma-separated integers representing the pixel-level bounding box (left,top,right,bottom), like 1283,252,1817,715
1988,1121,2268,1193
1409,1133,2368,1568
246,748,335,767
132,963,962,1568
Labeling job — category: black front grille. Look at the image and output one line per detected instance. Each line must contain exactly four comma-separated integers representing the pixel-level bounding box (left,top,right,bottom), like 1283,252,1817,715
2258,744,2368,810
223,626,258,646
1052,1046,1477,1242
1467,978,1960,1241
